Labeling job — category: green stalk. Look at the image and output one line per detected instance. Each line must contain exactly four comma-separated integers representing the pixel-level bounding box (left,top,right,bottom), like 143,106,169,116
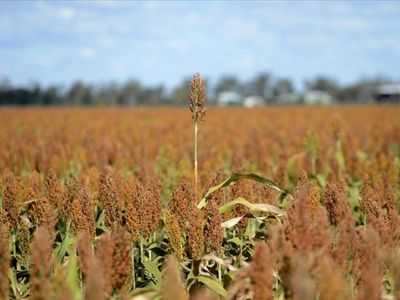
140,236,144,281
218,263,222,282
140,236,144,263
131,242,136,289
194,121,198,201
311,156,316,175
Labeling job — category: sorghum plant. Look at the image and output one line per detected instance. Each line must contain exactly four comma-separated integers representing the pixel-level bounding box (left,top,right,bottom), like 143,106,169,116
188,73,206,203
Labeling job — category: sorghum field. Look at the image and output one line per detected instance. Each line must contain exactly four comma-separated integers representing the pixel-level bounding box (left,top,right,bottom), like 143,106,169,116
1,104,400,299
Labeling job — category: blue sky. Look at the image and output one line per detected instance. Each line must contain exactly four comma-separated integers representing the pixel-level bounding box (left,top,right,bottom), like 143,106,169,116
0,1,399,89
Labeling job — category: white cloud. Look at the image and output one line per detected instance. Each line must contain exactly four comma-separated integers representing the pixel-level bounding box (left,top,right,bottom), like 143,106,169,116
57,7,75,20
144,1,160,12
238,55,254,69
184,12,202,25
79,47,95,60
166,39,187,53
98,0,119,7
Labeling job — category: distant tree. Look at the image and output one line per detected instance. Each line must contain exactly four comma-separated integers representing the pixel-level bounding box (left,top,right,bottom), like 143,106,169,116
273,77,294,96
139,86,164,106
94,82,119,106
246,72,271,97
41,86,61,106
215,76,241,94
304,76,339,98
68,81,94,106
119,80,142,106
170,77,191,105
338,76,393,103
0,78,11,91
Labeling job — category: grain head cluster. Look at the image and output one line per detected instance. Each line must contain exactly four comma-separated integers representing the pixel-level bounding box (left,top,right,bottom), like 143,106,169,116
0,79,400,299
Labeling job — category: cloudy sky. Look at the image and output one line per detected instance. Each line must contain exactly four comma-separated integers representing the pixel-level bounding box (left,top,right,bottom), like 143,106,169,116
0,1,399,89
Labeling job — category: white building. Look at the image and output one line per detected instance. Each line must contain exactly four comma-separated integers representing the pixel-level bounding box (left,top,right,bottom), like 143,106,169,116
217,91,243,106
303,90,334,105
375,84,400,103
276,93,302,105
243,95,264,108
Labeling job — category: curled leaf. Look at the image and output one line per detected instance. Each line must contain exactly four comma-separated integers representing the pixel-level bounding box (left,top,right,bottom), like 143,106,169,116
198,173,292,209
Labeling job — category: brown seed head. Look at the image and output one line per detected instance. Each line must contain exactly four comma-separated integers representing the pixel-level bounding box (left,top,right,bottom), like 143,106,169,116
0,210,10,241
323,181,349,226
316,256,348,300
99,169,122,231
146,176,162,234
52,264,72,300
250,242,274,300
68,181,96,238
354,227,382,300
95,230,132,294
110,229,132,290
161,256,189,300
384,179,400,241
189,73,206,122
62,176,79,220
27,194,51,227
96,233,114,296
124,196,140,240
204,172,224,253
131,180,153,239
307,179,321,219
77,231,105,300
0,237,9,300
2,175,19,228
187,205,204,260
290,255,316,300
168,178,192,229
332,212,356,270
285,171,331,254
45,170,63,210
30,227,55,300
17,220,31,266
204,199,223,253
360,175,391,247
165,210,184,259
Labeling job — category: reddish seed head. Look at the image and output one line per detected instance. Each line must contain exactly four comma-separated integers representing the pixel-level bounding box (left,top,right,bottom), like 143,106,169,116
0,237,9,300
188,73,206,123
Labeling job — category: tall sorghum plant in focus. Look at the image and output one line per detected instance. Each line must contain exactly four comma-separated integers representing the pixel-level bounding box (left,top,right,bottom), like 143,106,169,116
188,73,206,202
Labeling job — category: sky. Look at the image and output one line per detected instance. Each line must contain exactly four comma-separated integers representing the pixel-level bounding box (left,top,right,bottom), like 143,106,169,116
0,1,400,89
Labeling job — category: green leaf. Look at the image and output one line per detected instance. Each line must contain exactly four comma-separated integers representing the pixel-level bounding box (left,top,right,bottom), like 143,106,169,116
221,216,244,228
66,250,80,300
143,259,161,283
227,237,243,247
197,275,227,297
219,197,285,216
198,173,291,209
335,150,345,170
57,220,71,262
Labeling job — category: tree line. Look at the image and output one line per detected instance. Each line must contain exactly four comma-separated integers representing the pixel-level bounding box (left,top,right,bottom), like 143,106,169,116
0,72,394,106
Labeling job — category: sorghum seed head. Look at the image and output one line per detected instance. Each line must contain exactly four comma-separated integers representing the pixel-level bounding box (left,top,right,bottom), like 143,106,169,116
45,170,63,210
96,233,114,296
168,178,192,230
0,237,9,300
165,211,184,259
99,169,122,231
110,229,132,290
30,227,54,300
250,242,273,300
161,256,189,300
189,73,206,122
2,175,19,228
187,206,204,260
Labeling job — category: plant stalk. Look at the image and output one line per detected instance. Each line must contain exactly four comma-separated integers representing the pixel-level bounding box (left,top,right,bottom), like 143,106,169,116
194,121,198,202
